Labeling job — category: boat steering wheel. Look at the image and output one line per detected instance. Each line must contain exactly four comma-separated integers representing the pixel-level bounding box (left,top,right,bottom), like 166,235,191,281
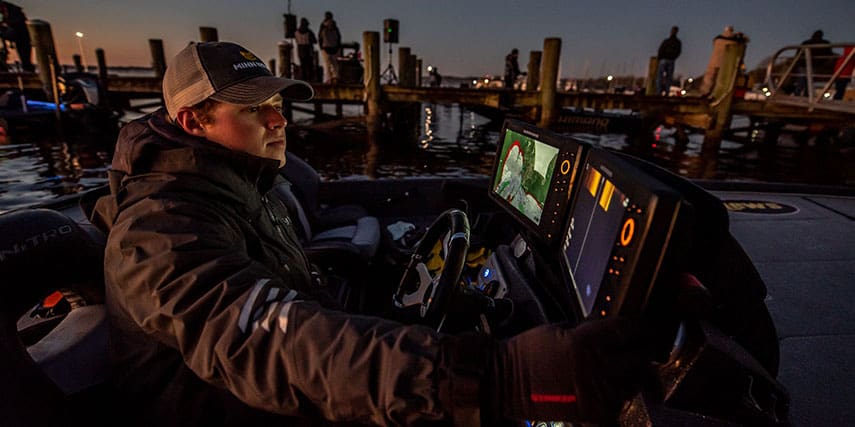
393,209,470,329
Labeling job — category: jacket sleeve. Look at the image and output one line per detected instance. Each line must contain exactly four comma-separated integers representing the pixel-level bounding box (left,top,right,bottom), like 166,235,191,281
106,194,489,426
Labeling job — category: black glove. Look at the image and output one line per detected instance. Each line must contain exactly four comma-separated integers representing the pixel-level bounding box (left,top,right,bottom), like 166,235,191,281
487,318,656,423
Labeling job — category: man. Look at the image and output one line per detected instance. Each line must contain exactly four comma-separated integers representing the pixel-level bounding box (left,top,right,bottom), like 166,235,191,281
504,48,521,89
318,11,341,84
793,30,833,96
295,18,317,82
91,41,653,426
0,1,34,72
656,26,681,96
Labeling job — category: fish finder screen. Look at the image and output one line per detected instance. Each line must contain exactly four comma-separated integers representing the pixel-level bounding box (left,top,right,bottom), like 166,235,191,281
492,129,560,226
562,164,630,316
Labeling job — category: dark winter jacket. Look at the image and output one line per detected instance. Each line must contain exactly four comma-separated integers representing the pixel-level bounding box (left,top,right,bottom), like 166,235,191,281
657,36,682,61
90,109,487,426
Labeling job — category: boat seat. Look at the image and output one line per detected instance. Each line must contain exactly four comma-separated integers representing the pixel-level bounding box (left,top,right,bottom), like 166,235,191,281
277,153,381,263
0,208,110,425
282,152,375,232
269,176,380,267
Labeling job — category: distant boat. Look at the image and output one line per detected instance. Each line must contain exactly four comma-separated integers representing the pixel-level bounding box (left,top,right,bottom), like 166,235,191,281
0,72,121,139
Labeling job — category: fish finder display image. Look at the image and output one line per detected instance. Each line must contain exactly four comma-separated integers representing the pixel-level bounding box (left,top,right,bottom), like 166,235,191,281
492,129,559,225
563,164,629,316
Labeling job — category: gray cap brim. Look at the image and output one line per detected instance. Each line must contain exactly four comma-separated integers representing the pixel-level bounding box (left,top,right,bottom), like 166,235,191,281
209,75,314,105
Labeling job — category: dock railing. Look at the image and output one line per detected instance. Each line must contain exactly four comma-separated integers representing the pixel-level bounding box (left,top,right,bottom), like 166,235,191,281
765,42,855,112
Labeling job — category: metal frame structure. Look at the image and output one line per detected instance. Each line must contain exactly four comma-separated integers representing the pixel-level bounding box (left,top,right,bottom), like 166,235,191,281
765,42,855,113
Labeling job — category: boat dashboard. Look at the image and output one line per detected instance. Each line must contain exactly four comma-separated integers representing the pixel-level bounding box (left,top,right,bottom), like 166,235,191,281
392,119,790,425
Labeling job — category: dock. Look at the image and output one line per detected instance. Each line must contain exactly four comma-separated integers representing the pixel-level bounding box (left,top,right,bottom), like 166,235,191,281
5,21,855,156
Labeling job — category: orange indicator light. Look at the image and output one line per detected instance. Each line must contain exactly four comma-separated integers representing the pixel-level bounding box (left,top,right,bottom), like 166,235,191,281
620,218,635,246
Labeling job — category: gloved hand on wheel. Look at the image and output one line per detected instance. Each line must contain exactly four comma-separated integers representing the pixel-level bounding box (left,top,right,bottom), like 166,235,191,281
485,317,656,423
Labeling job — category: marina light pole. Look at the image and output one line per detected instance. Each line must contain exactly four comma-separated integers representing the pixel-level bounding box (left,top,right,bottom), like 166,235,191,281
75,32,87,72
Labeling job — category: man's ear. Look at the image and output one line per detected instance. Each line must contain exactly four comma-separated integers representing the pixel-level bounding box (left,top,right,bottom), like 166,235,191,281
174,109,207,137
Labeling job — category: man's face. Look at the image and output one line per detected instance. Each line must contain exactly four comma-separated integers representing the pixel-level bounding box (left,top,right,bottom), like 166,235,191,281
201,93,288,167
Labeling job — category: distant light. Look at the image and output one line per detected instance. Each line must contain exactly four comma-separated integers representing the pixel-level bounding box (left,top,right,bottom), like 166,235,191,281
75,32,84,38
606,75,614,81
687,78,694,83
472,79,477,85
762,87,769,93
823,92,832,98
680,89,687,95
427,65,433,72
483,78,489,84
764,92,771,97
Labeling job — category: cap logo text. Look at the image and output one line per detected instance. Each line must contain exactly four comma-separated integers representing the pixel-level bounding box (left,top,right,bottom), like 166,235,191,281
233,61,267,71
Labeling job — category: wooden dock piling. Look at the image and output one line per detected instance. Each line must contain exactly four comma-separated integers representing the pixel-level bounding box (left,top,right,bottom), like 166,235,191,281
26,19,60,98
73,55,83,72
363,31,382,139
398,47,412,87
278,41,292,78
702,42,746,161
149,39,167,80
527,51,541,90
96,48,108,83
199,27,219,42
540,38,561,128
645,56,658,96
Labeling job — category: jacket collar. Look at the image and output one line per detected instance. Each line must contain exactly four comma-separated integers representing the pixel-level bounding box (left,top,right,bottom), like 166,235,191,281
145,109,281,193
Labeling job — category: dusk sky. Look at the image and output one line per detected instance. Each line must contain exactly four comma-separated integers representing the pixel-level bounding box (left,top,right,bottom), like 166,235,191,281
24,0,855,79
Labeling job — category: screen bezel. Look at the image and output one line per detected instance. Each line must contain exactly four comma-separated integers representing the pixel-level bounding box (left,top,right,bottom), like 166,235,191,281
559,148,684,319
488,119,586,247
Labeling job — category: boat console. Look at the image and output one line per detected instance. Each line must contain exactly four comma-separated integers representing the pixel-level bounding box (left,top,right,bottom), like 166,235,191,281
473,119,789,425
2,118,789,426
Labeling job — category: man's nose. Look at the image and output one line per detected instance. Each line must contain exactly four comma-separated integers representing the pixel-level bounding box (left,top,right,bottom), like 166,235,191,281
266,107,287,130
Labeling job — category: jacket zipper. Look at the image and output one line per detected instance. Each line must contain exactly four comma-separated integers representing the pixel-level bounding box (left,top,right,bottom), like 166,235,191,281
261,195,312,271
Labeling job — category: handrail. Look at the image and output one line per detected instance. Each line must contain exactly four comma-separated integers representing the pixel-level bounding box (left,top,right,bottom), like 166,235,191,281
765,42,855,111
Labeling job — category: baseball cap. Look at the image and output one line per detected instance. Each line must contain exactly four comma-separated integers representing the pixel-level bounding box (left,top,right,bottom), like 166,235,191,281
163,41,314,119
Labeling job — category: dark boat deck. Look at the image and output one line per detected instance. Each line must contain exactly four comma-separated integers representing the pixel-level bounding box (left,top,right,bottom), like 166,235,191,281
713,190,855,426
36,182,855,425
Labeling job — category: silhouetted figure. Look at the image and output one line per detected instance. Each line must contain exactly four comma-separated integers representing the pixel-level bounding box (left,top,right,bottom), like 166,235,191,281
504,48,521,89
656,26,681,96
429,66,442,87
793,30,833,96
318,11,341,84
295,18,317,82
0,1,33,72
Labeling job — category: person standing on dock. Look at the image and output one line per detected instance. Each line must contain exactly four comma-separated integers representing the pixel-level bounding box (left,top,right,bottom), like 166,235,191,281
504,48,522,89
429,65,442,87
656,26,682,96
295,18,317,82
0,1,34,72
90,40,656,427
318,11,342,84
792,30,833,96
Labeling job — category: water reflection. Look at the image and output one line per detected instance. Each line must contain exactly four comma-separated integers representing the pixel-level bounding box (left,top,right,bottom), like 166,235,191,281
0,129,114,212
1,102,853,213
